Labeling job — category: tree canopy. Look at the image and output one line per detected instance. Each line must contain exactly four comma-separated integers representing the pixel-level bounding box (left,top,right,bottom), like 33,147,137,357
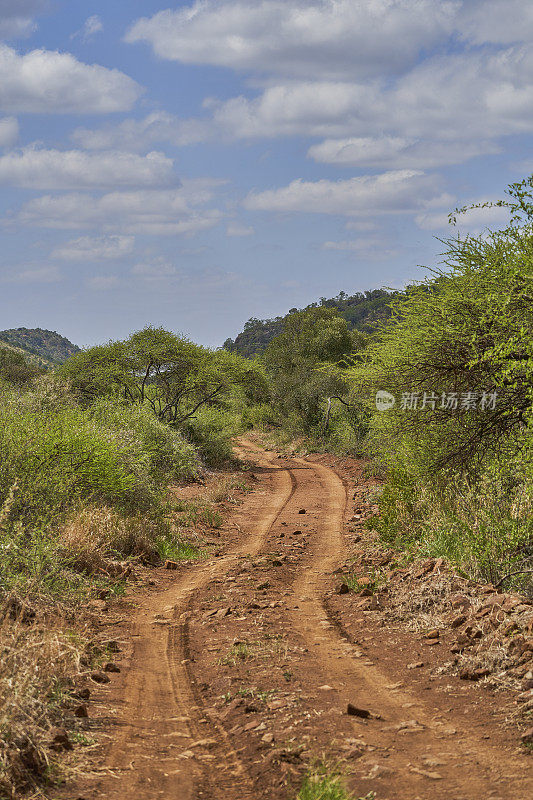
60,326,267,424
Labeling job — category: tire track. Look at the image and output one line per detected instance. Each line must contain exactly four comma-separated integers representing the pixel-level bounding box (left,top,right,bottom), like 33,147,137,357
73,444,533,800
89,445,293,800
283,457,533,799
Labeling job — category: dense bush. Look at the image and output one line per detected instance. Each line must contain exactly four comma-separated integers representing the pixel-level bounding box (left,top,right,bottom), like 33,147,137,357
352,178,533,588
181,405,244,466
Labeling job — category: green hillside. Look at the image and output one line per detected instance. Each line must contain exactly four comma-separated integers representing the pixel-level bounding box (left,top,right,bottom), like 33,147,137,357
223,289,398,357
0,327,80,364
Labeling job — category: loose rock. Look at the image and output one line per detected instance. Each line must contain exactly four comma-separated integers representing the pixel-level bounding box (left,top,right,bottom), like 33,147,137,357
347,703,371,719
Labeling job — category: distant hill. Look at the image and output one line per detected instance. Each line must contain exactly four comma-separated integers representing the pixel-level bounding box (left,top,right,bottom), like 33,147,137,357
0,328,80,364
223,289,398,357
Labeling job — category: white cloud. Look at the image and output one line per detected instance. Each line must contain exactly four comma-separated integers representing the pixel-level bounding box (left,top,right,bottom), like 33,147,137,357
227,222,254,237
7,148,174,189
0,116,18,147
308,136,500,169
244,170,442,217
0,1,47,39
206,44,533,146
208,81,376,139
0,147,176,189
0,44,141,113
71,15,103,41
52,235,135,261
459,0,533,45
72,111,208,152
122,2,533,174
12,181,225,236
2,265,61,283
126,1,458,81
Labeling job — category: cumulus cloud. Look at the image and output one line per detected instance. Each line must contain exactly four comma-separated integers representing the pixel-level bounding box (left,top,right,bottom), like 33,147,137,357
0,147,176,189
308,136,501,169
0,44,141,113
72,111,208,152
123,2,533,172
244,170,443,217
0,116,18,147
208,81,375,139
52,235,135,261
12,181,225,236
126,1,457,80
0,0,47,39
206,45,533,145
459,0,533,45
71,15,103,41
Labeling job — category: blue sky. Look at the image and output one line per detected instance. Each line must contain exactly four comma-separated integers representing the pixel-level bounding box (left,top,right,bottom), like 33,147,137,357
0,0,531,347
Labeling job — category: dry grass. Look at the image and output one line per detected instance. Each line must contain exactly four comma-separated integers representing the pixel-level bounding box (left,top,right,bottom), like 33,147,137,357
59,504,167,571
203,475,248,504
0,602,88,798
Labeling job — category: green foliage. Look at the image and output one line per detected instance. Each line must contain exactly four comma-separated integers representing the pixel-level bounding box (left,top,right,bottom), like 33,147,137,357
181,405,244,466
0,383,202,529
0,327,79,363
260,307,367,450
354,175,533,587
355,230,533,472
87,398,200,484
0,347,44,386
224,289,396,357
60,326,265,430
297,763,359,800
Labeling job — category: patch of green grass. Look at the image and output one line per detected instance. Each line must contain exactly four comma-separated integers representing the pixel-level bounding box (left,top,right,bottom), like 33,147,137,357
297,763,367,800
236,687,275,703
70,732,96,746
342,566,387,595
155,534,205,562
218,642,251,666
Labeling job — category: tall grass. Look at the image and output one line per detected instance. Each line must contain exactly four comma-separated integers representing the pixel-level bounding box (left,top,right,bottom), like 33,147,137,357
0,606,88,799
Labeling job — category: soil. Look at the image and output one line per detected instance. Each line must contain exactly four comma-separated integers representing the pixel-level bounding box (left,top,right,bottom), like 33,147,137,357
64,439,532,800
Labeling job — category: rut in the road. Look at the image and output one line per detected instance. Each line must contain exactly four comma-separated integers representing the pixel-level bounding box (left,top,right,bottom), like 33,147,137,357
74,441,532,800
85,444,292,800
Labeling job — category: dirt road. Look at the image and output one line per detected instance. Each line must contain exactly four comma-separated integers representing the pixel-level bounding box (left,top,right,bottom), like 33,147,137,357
74,440,532,800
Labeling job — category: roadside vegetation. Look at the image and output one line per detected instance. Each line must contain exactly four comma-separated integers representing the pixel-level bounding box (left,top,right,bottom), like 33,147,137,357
252,176,532,594
0,328,264,797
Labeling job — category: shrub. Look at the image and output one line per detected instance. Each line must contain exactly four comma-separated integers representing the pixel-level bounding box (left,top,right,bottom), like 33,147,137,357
87,398,200,485
352,177,533,586
181,406,243,466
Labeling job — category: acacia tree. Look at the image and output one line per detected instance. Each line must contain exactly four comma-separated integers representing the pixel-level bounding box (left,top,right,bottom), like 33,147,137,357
60,326,265,424
0,347,45,386
353,176,533,473
264,307,362,430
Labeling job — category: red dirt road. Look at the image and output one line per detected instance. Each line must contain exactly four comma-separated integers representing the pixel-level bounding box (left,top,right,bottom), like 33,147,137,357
71,440,532,800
